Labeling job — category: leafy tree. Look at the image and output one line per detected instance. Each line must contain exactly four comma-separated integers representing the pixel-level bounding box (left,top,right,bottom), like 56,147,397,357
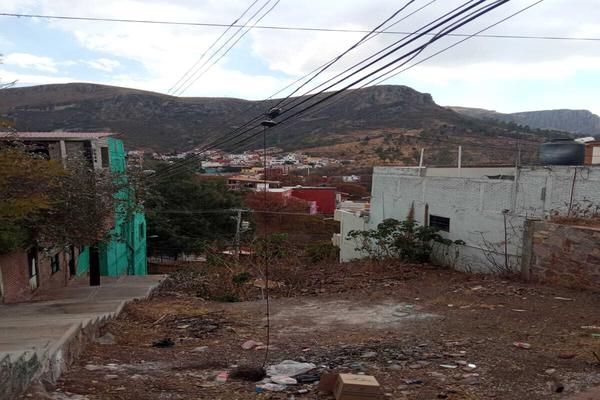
0,145,123,253
146,168,242,257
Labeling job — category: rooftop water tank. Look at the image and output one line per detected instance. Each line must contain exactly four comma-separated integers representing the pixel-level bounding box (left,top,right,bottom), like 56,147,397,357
539,139,585,165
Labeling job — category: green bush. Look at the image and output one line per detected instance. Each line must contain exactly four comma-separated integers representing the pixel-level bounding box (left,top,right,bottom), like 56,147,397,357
348,217,464,263
232,271,252,285
305,242,338,263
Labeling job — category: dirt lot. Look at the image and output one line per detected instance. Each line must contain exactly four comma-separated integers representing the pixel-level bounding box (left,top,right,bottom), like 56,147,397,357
26,261,600,400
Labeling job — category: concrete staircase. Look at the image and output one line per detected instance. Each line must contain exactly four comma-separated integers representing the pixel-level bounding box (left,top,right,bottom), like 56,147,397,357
0,275,164,399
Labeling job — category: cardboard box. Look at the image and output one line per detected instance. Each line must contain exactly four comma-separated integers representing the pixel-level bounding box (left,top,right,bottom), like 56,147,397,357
332,374,381,400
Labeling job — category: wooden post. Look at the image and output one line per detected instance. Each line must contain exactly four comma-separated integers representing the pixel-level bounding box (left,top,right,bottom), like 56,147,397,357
234,209,242,260
90,245,100,286
458,146,462,177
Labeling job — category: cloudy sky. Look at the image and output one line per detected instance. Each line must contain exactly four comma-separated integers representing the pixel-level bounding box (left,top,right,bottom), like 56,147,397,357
1,0,599,114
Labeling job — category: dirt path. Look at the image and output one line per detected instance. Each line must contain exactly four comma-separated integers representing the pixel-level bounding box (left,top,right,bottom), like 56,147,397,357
25,263,600,400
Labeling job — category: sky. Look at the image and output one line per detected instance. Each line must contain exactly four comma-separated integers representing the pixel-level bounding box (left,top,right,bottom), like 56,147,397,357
1,0,599,115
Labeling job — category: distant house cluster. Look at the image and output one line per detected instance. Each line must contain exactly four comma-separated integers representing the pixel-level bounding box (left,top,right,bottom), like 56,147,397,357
151,147,345,171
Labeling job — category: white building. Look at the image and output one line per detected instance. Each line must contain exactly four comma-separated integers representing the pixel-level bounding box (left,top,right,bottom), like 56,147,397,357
336,165,600,273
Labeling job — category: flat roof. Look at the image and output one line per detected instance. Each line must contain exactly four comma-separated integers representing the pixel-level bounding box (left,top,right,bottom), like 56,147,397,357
0,132,117,140
227,176,280,184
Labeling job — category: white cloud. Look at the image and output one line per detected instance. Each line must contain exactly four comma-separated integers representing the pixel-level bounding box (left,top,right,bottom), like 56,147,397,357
1,0,599,115
84,58,121,72
4,52,59,73
0,68,75,85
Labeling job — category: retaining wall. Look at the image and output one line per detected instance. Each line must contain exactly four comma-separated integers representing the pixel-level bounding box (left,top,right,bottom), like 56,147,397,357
522,220,600,291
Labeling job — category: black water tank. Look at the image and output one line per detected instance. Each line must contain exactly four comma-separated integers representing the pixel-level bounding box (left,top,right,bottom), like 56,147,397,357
539,139,585,165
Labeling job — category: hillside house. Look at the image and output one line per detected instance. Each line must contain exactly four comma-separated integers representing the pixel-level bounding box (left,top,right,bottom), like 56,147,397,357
0,132,147,303
335,165,600,272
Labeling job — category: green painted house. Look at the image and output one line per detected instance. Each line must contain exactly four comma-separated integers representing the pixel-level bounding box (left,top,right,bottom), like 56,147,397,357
70,135,147,277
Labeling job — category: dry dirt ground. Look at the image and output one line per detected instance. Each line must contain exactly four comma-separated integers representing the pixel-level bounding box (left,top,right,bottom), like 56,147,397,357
24,262,600,400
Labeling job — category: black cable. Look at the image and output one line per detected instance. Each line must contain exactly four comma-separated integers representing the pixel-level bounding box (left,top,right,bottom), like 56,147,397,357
3,12,599,42
261,124,271,369
173,0,280,96
168,0,262,94
147,0,435,180
225,1,507,151
273,0,482,114
275,0,495,120
148,0,518,182
270,0,418,108
147,0,486,181
263,0,548,149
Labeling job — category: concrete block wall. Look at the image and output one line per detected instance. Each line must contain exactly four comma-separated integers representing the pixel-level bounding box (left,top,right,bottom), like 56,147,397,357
522,220,600,291
368,165,600,273
370,167,520,273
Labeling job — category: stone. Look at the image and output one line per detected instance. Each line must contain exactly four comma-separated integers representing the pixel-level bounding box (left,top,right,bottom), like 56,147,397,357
460,376,480,385
94,333,116,345
193,346,209,352
361,351,377,359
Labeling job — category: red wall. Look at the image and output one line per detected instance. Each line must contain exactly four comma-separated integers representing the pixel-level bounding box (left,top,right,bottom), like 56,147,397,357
290,188,336,214
0,250,72,303
0,251,31,303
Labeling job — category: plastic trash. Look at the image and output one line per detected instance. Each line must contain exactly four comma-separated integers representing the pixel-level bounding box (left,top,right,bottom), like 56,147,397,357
513,342,531,349
271,375,297,385
151,338,174,348
256,383,286,392
215,372,229,383
295,373,320,384
266,360,316,377
242,340,263,350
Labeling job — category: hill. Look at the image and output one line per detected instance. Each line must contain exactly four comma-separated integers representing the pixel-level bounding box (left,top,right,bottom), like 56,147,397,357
451,106,600,136
0,83,570,165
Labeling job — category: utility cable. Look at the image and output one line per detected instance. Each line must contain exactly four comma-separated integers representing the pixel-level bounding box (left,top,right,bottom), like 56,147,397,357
3,12,599,42
147,0,488,181
168,0,262,94
147,0,435,180
174,0,281,96
231,0,508,151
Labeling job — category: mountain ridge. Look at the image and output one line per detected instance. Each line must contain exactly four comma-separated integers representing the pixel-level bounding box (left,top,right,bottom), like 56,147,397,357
450,106,600,136
0,83,573,165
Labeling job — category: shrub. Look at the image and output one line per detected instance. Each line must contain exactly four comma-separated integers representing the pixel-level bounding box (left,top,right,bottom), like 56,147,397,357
348,217,464,263
305,242,338,263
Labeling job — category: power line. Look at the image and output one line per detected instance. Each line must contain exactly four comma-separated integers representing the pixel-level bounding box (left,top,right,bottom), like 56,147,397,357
168,0,262,94
147,0,433,180
271,1,509,128
2,11,599,42
147,0,533,182
148,0,496,181
173,0,281,96
235,0,548,154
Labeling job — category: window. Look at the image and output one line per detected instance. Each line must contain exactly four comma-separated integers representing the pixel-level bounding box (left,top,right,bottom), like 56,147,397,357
100,147,110,168
50,253,60,274
139,222,145,240
429,215,450,232
27,248,38,278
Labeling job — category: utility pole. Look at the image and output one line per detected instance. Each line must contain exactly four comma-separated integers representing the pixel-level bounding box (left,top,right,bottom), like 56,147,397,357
234,209,242,260
418,148,425,168
457,146,462,177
